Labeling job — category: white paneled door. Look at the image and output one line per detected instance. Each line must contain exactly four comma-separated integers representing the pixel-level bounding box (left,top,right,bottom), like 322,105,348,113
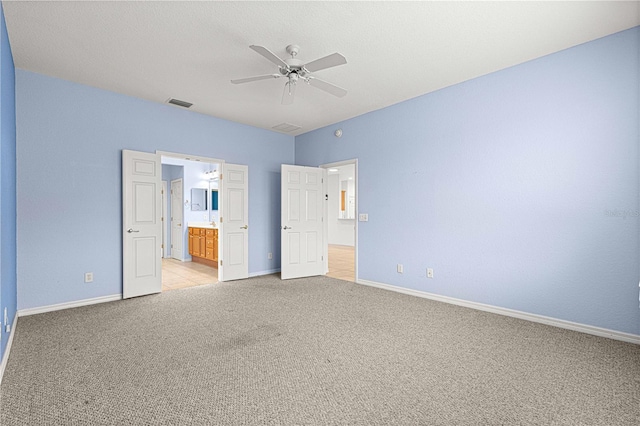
170,179,183,260
122,150,162,299
281,165,325,279
220,163,249,281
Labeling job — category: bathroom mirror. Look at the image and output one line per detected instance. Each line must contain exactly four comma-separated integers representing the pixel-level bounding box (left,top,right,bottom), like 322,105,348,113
190,188,207,211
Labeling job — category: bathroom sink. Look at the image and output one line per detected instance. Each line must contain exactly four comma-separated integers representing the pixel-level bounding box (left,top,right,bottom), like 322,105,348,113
187,222,217,229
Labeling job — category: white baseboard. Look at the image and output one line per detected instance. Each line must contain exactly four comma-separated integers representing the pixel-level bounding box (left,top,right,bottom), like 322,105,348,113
0,311,19,385
18,294,122,317
357,279,640,345
249,269,281,278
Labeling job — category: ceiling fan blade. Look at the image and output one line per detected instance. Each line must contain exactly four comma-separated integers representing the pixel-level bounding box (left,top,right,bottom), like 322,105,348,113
307,77,347,98
282,81,296,105
249,45,289,69
303,52,347,73
231,74,280,84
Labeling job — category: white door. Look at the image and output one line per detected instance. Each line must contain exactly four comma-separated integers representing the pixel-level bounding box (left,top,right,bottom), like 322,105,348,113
122,150,162,299
161,180,167,258
219,163,249,281
281,165,325,280
170,179,183,260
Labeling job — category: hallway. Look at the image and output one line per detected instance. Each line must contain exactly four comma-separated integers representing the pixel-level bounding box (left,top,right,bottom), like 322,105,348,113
327,244,355,282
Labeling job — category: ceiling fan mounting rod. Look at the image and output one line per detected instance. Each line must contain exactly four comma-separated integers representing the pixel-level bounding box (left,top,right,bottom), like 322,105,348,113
286,44,300,57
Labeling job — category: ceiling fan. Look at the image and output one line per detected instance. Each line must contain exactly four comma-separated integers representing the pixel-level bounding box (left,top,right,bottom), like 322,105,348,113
231,44,347,105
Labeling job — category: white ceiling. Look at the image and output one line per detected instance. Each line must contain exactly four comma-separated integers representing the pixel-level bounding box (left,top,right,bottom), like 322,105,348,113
3,1,639,136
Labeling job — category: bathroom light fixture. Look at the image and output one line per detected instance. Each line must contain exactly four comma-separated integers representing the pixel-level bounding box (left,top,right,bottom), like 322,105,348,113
328,168,338,172
204,170,219,181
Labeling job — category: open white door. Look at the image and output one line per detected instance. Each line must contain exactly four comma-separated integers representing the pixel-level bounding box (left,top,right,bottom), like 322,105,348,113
161,181,167,258
122,150,162,299
219,163,249,281
281,165,325,280
170,178,183,260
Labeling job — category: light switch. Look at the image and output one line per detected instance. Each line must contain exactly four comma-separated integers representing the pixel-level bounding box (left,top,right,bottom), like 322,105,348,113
359,213,368,222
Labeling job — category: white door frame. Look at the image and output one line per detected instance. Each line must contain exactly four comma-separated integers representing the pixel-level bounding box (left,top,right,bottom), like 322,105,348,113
170,178,184,261
162,180,168,258
320,159,358,282
157,151,226,274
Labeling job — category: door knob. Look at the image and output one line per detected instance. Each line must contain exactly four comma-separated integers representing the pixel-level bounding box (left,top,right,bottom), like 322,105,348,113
283,226,292,230
240,225,248,229
127,228,139,233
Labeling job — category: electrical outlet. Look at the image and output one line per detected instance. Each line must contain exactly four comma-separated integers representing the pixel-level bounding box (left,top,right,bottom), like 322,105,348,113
84,272,94,283
267,252,273,260
427,268,434,278
397,264,403,274
359,213,369,222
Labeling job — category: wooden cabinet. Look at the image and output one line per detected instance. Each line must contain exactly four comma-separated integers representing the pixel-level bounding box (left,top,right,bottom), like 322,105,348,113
205,229,218,261
188,227,218,267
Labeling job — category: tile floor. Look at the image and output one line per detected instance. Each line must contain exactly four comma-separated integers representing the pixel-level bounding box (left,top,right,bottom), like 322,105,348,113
162,258,218,291
327,244,355,282
163,244,354,290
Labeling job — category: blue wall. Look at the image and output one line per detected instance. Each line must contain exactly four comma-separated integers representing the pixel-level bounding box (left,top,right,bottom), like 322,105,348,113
296,27,640,336
16,70,292,310
11,25,640,338
0,4,16,360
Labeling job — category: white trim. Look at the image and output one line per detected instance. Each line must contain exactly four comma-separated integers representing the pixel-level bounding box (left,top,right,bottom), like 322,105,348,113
357,279,640,345
0,311,18,385
249,268,281,278
157,150,224,165
17,294,121,317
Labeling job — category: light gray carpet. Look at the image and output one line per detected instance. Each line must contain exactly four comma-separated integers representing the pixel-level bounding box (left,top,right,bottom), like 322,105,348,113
1,275,639,425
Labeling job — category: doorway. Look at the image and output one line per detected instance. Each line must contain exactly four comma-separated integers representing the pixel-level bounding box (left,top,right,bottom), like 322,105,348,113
123,149,250,299
161,154,222,292
323,160,357,282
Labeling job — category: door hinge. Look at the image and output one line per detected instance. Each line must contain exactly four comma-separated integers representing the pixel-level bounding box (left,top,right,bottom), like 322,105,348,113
171,190,173,195
161,189,164,194
220,260,223,266
171,244,173,248
220,173,223,180
161,244,164,249
220,217,223,223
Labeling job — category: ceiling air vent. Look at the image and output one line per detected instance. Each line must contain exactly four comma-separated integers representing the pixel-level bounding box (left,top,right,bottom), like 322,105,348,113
272,123,301,133
167,98,193,108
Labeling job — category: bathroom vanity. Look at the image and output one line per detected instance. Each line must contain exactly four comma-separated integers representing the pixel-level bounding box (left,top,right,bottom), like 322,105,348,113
188,224,218,267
